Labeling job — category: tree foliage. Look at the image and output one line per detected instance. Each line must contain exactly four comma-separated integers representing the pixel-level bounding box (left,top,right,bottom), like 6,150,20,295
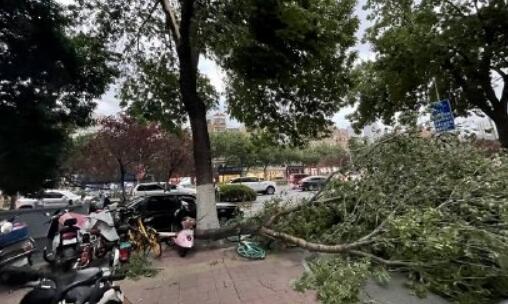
210,131,349,173
211,132,256,169
73,0,359,228
0,0,116,200
267,134,508,303
119,56,219,131
67,116,193,197
350,0,508,147
214,0,359,144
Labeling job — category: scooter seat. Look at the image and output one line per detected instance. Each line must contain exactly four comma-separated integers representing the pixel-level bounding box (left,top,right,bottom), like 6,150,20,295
59,268,102,290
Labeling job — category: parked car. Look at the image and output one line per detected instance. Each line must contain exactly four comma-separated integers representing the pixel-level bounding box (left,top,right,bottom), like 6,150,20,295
122,192,241,231
131,182,195,197
299,176,328,191
15,189,82,209
229,177,276,195
289,173,309,189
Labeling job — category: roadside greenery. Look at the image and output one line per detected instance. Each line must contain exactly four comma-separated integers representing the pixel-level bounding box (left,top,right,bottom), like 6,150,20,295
0,0,115,206
267,133,508,303
211,131,349,173
118,253,159,280
217,184,257,203
350,0,508,147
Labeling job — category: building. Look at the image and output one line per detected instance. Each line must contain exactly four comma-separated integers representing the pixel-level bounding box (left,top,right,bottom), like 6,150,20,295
333,128,351,149
207,112,247,133
207,112,227,133
310,127,351,149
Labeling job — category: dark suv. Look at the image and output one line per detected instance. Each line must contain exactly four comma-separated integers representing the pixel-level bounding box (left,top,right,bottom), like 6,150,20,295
123,192,241,231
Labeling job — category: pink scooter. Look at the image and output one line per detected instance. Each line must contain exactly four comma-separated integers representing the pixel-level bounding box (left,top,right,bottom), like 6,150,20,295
158,217,196,257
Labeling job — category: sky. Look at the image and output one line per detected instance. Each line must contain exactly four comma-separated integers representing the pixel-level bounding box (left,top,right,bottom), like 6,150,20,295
94,0,372,130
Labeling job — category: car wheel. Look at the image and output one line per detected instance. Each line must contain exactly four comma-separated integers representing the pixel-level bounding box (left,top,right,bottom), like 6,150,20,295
68,200,73,206
265,186,275,195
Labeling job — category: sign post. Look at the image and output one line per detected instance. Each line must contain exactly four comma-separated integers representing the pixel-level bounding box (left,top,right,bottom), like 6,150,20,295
431,99,455,133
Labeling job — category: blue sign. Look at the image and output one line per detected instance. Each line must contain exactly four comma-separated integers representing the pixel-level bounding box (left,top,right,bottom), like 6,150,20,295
431,99,455,132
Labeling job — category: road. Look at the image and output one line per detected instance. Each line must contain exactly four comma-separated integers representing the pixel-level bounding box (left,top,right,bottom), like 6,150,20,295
243,185,315,216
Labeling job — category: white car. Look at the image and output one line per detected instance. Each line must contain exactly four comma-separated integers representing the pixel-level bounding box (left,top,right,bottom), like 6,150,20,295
229,177,276,195
131,182,195,197
16,189,82,209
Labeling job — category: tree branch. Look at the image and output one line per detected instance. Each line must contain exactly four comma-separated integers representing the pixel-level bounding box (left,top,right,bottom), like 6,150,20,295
443,0,467,17
160,0,181,46
349,250,419,267
259,227,369,253
125,0,159,52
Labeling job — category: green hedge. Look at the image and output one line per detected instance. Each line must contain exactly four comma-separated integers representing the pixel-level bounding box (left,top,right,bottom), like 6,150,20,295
217,184,256,203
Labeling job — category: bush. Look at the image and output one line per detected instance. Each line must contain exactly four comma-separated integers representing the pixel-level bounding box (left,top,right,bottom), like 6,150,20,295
118,253,159,280
217,184,256,202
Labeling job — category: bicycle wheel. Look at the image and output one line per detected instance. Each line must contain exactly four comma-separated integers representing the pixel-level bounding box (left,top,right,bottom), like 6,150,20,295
237,241,266,260
147,228,162,258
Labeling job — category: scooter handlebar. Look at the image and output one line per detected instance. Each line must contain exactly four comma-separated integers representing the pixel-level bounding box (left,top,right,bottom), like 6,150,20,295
107,274,126,282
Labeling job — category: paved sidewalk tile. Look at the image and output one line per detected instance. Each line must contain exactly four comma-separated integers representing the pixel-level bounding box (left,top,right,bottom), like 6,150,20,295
119,247,316,304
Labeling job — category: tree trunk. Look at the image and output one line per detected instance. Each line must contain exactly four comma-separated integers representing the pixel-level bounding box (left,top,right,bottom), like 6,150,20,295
118,160,126,203
187,108,219,229
263,165,268,180
493,114,508,149
9,195,16,210
175,1,218,229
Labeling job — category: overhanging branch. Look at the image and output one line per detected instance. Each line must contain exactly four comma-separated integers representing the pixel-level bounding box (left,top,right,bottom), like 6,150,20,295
160,0,181,46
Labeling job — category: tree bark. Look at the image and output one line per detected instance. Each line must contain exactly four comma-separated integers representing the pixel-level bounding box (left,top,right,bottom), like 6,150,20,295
9,195,16,210
493,113,508,149
176,0,219,229
118,160,126,202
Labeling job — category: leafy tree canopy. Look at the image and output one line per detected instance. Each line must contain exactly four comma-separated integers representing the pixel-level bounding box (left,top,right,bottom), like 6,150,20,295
349,0,508,146
75,0,358,144
0,0,117,197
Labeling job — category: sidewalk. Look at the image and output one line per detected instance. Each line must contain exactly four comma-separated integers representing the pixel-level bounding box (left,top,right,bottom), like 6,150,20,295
122,247,316,304
1,246,451,304
0,247,316,304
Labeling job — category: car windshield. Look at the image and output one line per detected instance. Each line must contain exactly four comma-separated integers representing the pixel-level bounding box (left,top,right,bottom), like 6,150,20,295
126,197,145,208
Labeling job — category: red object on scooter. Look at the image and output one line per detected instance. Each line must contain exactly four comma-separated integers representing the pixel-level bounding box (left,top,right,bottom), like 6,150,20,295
119,242,131,263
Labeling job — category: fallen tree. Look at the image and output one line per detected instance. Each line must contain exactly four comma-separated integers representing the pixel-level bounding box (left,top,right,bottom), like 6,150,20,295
197,133,508,304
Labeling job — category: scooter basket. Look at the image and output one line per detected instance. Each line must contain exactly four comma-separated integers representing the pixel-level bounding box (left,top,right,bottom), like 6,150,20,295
0,223,29,249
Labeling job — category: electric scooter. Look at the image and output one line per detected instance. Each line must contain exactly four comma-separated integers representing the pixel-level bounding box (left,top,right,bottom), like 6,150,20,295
158,216,196,257
19,267,126,304
0,218,35,284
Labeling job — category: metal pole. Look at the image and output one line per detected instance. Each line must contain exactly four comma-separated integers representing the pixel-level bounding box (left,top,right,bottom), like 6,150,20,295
434,77,441,101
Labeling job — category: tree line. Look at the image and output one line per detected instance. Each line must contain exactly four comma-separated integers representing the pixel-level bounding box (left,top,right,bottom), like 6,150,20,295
65,116,350,193
211,131,350,177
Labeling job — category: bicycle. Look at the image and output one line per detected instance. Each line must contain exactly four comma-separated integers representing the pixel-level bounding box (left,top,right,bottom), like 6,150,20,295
227,233,266,260
127,216,162,258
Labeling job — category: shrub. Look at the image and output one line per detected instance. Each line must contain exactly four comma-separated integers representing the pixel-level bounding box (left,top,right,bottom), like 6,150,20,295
217,184,256,202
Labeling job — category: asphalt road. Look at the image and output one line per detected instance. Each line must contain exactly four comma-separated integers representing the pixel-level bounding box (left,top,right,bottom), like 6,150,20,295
244,185,315,216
